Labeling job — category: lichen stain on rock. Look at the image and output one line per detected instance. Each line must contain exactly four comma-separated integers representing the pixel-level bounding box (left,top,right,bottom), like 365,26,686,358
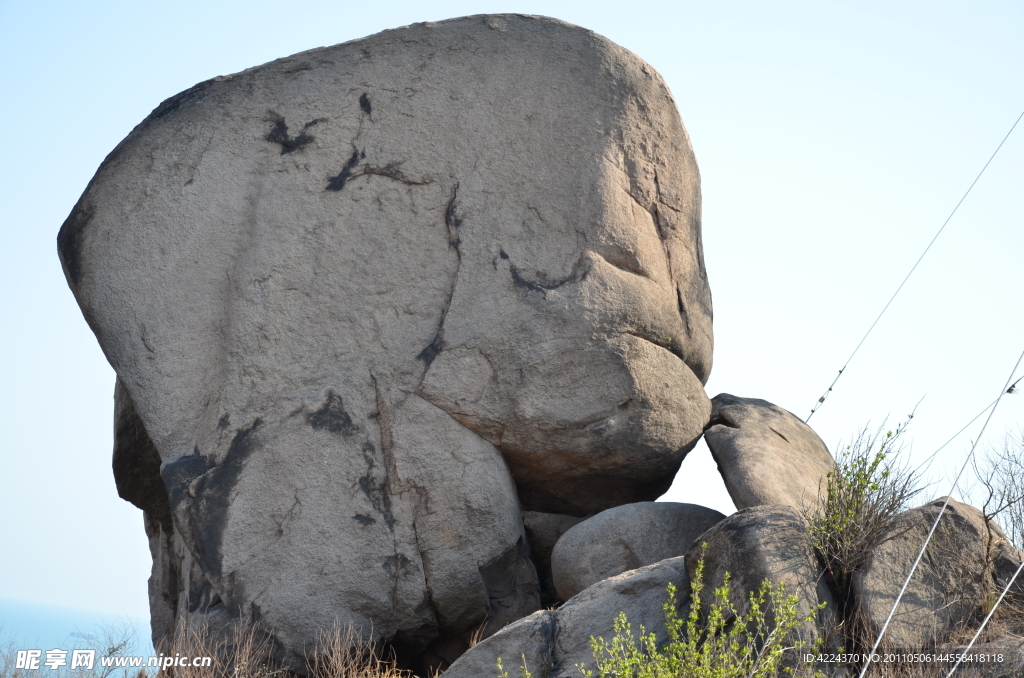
305,390,355,435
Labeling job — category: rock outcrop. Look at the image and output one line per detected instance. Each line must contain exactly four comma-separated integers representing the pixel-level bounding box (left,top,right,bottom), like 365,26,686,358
449,506,839,677
444,557,691,678
853,498,1022,650
59,14,713,670
448,487,1023,677
689,505,836,651
550,501,724,600
704,394,834,510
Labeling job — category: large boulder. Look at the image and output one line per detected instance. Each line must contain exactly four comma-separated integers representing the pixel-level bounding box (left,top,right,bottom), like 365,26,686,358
689,505,837,653
853,498,1022,651
704,394,834,510
551,501,724,600
59,14,713,670
444,557,691,678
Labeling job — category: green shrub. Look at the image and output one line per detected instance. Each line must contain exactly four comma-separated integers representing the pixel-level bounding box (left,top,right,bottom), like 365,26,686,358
806,420,921,601
498,553,824,678
804,419,922,654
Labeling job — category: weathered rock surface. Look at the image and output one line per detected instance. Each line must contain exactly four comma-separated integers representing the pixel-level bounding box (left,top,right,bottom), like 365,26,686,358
452,499,1024,678
444,557,691,678
689,505,837,651
522,511,585,607
704,394,833,510
853,498,1022,650
59,13,713,670
551,501,724,600
451,506,837,677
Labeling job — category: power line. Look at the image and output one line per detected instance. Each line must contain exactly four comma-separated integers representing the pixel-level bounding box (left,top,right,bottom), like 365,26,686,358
855,348,1024,678
946,560,1024,677
807,108,1024,422
917,374,1023,475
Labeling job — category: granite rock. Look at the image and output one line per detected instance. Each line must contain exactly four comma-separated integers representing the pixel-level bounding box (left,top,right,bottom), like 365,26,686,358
551,501,724,600
59,13,713,669
704,394,833,510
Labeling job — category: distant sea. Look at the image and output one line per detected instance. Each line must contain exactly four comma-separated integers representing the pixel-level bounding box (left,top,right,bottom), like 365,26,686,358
0,598,155,657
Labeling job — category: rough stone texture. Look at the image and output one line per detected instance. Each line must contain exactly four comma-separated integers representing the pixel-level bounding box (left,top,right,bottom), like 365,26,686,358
58,14,713,670
522,511,585,607
687,505,837,653
444,557,691,678
853,498,1022,651
551,501,724,600
704,393,834,511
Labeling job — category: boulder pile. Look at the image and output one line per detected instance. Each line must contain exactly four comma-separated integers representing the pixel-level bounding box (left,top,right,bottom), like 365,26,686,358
59,12,1022,676
60,13,715,673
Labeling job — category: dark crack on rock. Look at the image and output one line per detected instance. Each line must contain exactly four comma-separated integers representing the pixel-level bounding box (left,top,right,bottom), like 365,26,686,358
499,248,589,293
326,149,365,191
416,183,463,369
444,182,463,249
545,610,561,678
363,163,429,186
360,92,372,114
264,115,321,154
166,418,262,577
358,440,397,529
306,390,355,435
327,150,430,192
416,338,444,367
623,331,687,364
769,426,791,444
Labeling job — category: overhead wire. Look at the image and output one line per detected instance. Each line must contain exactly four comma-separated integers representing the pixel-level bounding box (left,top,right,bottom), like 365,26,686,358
916,374,1023,477
806,109,1024,422
945,560,1024,677
855,348,1024,678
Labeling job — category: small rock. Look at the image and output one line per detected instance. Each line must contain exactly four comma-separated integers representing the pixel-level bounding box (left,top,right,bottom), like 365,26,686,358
704,393,834,510
551,501,724,600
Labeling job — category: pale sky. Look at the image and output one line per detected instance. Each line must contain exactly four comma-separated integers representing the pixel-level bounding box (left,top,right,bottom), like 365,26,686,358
0,0,1021,626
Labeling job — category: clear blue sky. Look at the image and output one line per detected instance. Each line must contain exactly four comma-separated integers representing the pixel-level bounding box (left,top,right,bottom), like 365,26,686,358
0,0,1021,627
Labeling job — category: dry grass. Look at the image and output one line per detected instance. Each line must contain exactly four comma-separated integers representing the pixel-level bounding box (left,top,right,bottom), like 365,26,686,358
165,619,419,678
799,421,1024,676
306,625,415,678
0,620,146,678
1,620,417,678
972,432,1024,553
